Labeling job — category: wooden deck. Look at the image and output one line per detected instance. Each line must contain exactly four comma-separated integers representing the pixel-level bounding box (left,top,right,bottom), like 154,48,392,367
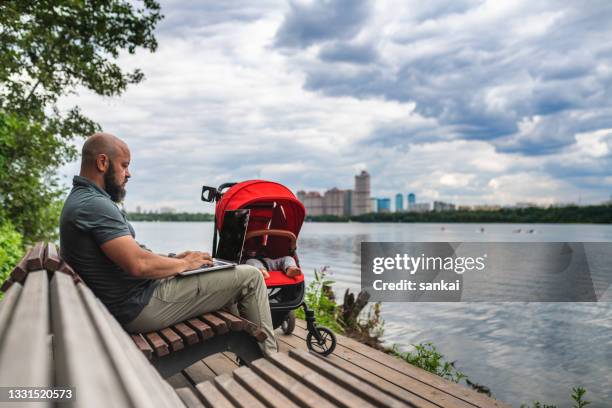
165,319,510,407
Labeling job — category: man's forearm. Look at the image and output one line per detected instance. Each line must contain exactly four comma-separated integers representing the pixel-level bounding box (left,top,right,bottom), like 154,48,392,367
134,251,191,279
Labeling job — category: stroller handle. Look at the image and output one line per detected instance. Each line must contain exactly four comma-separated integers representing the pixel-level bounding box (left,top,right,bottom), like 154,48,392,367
218,182,237,193
245,229,297,252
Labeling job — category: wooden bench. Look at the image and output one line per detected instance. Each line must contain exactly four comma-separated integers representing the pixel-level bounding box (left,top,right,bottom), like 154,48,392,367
0,242,268,404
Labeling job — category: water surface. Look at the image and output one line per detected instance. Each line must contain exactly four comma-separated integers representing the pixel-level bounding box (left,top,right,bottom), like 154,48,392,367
133,221,612,406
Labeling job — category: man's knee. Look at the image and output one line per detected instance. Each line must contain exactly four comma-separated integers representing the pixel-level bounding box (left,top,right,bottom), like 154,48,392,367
235,264,264,287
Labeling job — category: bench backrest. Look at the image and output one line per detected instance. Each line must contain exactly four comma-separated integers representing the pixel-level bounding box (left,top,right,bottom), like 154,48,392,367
0,242,184,408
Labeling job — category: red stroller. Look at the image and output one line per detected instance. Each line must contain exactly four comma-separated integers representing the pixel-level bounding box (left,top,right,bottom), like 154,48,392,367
201,180,337,356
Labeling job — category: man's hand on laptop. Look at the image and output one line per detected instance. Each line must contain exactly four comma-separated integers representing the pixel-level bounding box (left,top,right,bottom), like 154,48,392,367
175,250,211,259
179,251,213,271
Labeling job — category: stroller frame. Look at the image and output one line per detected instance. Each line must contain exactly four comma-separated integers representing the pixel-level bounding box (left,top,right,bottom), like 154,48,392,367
202,181,337,356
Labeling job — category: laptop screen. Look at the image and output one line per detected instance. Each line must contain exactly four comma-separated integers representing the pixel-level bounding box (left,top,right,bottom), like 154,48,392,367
215,209,250,262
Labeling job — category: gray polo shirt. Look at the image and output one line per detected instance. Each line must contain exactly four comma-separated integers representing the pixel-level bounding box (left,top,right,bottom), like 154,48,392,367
59,175,158,324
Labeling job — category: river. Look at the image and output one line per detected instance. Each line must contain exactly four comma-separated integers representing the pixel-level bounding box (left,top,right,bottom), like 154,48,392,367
132,221,612,406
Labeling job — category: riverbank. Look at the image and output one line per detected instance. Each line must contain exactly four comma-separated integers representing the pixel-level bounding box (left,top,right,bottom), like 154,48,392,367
300,268,593,407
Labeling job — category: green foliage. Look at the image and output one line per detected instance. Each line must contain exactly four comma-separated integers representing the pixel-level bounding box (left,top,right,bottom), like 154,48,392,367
390,342,468,384
520,403,557,408
295,266,343,333
520,386,590,408
0,1,163,116
0,1,163,243
0,112,68,243
0,220,25,299
127,212,215,222
306,204,612,224
571,387,590,408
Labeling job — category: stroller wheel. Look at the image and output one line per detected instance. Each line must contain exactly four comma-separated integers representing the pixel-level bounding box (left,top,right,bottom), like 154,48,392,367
281,311,296,334
306,326,336,356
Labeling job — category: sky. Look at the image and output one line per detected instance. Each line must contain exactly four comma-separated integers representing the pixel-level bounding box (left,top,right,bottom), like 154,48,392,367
59,0,612,212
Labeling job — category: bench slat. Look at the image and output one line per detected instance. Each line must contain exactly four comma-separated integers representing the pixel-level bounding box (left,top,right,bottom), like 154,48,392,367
131,334,154,359
0,272,50,393
233,366,299,408
214,373,266,408
200,313,229,334
0,282,23,342
240,318,267,342
0,276,15,292
44,242,62,271
51,272,132,408
77,283,184,408
9,246,35,284
57,261,82,283
251,358,336,408
159,327,184,351
194,381,235,408
214,310,245,331
80,285,185,408
145,332,170,357
26,242,45,271
10,254,30,284
172,322,199,345
186,318,214,341
175,387,206,407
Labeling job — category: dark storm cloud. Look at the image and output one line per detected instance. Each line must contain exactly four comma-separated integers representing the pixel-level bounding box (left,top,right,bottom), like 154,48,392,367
318,42,379,64
279,1,612,156
274,0,371,48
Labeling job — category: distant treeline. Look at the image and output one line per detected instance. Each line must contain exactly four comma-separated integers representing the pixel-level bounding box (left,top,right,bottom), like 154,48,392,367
128,212,214,222
128,205,612,223
306,204,612,223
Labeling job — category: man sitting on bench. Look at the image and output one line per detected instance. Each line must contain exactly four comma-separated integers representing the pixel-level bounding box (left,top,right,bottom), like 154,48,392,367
59,132,277,356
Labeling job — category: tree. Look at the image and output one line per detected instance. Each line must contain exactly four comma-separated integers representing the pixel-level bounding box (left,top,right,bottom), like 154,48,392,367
0,1,163,243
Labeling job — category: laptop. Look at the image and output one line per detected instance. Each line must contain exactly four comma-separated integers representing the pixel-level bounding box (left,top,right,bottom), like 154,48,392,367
179,209,250,276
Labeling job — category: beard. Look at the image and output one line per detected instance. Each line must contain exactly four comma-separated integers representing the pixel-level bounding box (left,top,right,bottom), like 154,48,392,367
104,161,127,203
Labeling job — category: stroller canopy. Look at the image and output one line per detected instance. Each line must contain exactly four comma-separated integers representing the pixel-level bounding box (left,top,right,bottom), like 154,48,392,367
215,180,305,236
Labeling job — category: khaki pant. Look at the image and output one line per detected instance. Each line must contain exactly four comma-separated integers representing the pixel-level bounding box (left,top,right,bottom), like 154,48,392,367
124,264,277,356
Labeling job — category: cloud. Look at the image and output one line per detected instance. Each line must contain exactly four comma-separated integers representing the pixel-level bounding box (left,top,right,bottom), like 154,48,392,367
280,1,612,155
318,41,379,64
274,0,371,48
56,1,612,211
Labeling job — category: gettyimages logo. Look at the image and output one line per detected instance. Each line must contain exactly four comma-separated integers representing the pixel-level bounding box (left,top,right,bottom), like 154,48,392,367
372,253,487,275
361,242,611,302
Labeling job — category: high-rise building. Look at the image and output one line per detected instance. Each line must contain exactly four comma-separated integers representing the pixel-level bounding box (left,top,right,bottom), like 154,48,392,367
353,170,371,215
395,193,403,212
297,190,324,215
343,190,353,217
377,198,391,213
323,188,346,216
369,197,378,213
433,201,456,212
408,203,431,213
407,193,416,206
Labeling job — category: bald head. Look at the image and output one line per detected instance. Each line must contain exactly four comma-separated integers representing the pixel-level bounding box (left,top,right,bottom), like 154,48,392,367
81,133,127,167
79,133,132,202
